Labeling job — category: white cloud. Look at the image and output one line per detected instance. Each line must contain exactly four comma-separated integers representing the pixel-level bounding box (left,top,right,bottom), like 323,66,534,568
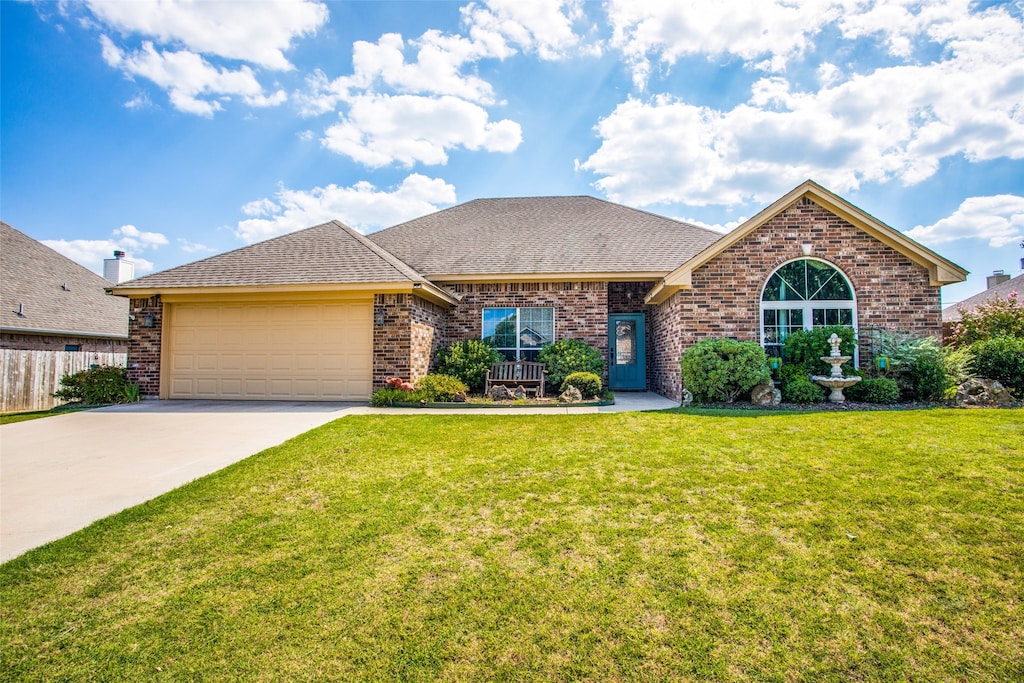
235,173,458,243
461,0,587,60
101,37,286,117
42,224,167,275
177,238,217,254
906,195,1024,248
322,94,522,167
582,3,1024,207
606,0,843,88
85,0,328,70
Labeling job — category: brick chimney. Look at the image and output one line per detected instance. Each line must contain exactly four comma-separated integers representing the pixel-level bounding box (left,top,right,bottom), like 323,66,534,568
103,250,135,284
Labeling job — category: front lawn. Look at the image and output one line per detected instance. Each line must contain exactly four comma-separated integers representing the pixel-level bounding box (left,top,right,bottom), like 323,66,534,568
2,410,1022,681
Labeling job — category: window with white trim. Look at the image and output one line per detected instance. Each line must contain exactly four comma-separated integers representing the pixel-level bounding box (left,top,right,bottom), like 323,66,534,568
482,307,554,361
761,259,856,359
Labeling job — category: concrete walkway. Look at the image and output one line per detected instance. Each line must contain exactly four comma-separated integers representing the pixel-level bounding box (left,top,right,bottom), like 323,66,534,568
0,393,677,563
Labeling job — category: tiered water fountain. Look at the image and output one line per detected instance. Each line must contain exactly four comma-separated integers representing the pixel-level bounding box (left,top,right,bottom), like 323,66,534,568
812,333,861,403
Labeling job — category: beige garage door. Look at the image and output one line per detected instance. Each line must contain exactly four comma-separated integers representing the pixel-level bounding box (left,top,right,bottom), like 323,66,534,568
167,301,372,400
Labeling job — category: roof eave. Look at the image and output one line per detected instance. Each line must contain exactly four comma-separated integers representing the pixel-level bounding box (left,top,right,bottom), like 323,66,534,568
0,326,128,340
108,280,460,306
426,271,669,283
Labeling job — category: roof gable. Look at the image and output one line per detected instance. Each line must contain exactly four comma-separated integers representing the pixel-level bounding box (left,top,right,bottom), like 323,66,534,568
1,222,128,338
647,180,969,304
368,196,722,279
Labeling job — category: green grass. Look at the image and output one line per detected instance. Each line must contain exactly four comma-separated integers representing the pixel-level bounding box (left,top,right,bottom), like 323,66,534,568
0,404,93,425
2,410,1022,681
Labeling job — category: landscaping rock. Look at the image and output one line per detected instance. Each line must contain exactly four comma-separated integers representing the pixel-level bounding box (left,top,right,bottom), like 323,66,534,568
512,385,528,400
489,385,513,401
751,382,781,406
681,389,693,407
452,392,467,403
956,378,1015,406
558,386,583,403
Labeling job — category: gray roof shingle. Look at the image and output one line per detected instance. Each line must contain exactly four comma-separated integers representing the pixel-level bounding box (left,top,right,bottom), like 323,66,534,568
367,196,724,276
1,222,128,338
116,221,429,289
943,273,1023,322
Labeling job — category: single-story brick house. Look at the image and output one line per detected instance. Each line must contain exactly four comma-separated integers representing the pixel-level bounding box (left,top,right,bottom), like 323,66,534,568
2,221,129,352
110,180,967,402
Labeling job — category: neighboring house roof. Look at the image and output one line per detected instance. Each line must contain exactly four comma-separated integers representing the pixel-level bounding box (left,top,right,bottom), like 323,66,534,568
368,196,723,279
942,273,1023,322
0,221,128,339
111,221,458,305
647,180,969,304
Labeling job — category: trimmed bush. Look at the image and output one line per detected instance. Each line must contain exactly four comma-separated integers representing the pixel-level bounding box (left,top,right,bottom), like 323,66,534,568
53,366,139,405
907,355,949,401
371,388,424,407
856,377,901,404
561,372,602,399
970,335,1024,396
416,374,468,402
783,378,825,404
436,339,504,393
680,338,771,403
538,339,604,391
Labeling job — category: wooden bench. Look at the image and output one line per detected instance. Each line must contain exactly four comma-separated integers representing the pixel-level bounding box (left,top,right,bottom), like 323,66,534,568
485,361,547,398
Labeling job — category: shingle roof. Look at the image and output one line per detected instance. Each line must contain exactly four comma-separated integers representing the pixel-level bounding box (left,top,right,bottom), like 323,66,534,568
1,222,128,338
942,273,1023,322
116,220,430,289
367,196,723,276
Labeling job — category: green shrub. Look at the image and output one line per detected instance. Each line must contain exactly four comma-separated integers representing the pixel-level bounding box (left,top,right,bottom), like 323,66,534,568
948,290,1024,347
970,335,1024,396
561,372,602,399
782,378,825,404
907,355,949,401
436,339,504,392
867,328,943,398
940,345,974,387
680,338,771,403
856,377,901,404
782,326,856,376
537,339,604,391
53,366,139,405
415,374,468,402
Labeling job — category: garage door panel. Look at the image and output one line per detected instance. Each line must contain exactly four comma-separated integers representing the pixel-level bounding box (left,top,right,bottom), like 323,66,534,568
169,300,372,400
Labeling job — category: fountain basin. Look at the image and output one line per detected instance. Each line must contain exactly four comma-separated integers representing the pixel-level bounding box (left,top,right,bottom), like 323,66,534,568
812,375,862,403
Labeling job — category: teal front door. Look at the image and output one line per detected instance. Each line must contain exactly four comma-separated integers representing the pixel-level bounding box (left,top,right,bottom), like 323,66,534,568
608,314,646,390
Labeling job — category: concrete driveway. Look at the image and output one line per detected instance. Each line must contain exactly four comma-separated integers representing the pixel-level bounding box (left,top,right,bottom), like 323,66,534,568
0,400,360,563
1,392,678,563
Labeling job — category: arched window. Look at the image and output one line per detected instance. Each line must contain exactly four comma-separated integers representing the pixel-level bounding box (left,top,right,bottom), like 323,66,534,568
761,259,856,359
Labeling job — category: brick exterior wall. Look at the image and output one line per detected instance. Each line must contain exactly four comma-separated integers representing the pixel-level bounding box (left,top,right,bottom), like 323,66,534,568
649,197,943,400
440,281,609,363
126,296,163,397
1,332,126,352
372,293,445,387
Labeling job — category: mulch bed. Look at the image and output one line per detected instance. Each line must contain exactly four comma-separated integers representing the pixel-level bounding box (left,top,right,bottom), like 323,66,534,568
683,400,1020,411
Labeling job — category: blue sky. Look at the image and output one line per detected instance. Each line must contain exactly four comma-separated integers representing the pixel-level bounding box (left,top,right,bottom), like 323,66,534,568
2,0,1022,306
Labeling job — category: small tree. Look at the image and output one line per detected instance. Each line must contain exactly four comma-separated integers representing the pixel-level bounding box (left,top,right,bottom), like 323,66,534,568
680,338,771,403
948,290,1024,347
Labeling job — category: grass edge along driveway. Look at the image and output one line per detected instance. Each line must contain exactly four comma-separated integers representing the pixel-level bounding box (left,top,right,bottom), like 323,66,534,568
2,409,1022,681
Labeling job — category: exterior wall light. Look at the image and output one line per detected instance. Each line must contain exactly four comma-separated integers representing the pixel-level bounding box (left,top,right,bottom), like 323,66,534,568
374,311,386,326
141,314,156,328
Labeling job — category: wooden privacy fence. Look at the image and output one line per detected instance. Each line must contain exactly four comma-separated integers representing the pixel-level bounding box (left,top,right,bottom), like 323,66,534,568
0,350,127,413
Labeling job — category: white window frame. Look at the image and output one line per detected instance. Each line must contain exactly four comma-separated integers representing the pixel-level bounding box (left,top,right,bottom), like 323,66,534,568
759,258,858,364
481,307,555,361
